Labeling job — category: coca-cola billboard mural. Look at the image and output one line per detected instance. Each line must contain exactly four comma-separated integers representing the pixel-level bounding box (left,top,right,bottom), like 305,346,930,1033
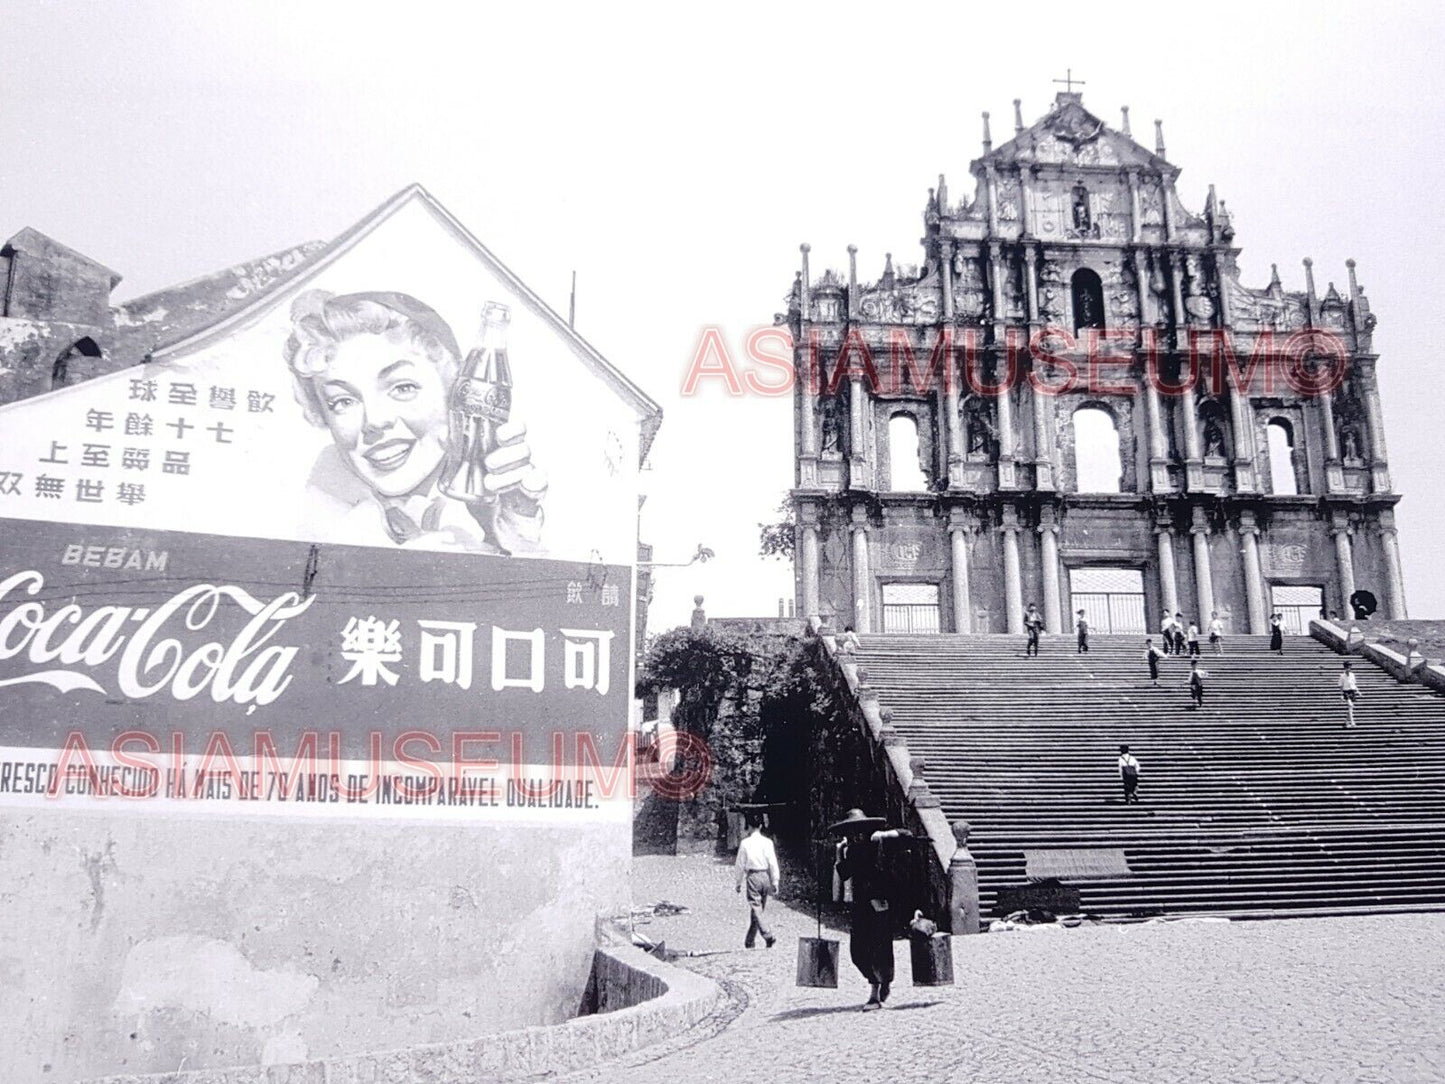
0,187,657,820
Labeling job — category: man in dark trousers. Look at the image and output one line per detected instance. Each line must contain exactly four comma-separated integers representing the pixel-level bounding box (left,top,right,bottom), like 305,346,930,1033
1024,602,1044,657
1117,744,1141,803
1076,609,1090,653
832,808,912,1011
1144,637,1163,686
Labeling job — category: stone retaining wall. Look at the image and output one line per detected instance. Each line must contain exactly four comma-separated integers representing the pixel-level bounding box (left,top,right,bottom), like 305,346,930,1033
82,935,720,1084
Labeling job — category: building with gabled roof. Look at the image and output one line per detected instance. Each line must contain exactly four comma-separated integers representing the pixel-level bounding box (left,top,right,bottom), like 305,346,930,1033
0,186,660,1079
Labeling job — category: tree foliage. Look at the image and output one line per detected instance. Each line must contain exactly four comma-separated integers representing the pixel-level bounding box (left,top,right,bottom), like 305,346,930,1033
758,496,795,561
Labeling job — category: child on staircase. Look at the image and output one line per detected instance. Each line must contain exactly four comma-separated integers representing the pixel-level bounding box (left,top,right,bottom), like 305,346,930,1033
1188,658,1209,710
1145,638,1163,686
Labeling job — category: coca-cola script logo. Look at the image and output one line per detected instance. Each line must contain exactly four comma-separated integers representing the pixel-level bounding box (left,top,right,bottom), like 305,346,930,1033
0,571,314,705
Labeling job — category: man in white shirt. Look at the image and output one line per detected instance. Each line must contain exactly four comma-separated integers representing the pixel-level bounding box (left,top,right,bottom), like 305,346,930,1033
1209,611,1226,655
1339,661,1361,728
735,814,781,948
1117,744,1141,804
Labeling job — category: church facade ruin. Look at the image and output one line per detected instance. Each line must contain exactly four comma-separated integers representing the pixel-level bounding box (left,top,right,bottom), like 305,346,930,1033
787,91,1405,637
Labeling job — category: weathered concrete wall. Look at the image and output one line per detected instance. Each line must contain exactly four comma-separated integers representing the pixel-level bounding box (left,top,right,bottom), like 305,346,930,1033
70,937,719,1084
1,810,629,1083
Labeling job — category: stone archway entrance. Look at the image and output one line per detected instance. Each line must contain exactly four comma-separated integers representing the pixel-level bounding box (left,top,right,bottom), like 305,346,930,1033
1069,567,1146,634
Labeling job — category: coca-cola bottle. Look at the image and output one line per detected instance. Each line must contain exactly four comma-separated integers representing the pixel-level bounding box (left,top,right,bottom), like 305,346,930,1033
441,301,513,505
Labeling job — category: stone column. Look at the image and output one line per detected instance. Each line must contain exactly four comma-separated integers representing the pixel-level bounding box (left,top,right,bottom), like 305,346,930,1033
1191,509,1215,621
1032,363,1055,491
851,507,872,633
1038,512,1062,634
799,514,820,623
1155,524,1180,620
1001,504,1025,634
1143,377,1170,492
1023,246,1039,325
1379,513,1407,619
849,375,870,489
1237,512,1268,634
1331,515,1356,617
948,510,973,633
941,242,964,480
1179,372,1203,490
798,244,817,487
1356,357,1392,492
1019,168,1033,237
1127,170,1142,244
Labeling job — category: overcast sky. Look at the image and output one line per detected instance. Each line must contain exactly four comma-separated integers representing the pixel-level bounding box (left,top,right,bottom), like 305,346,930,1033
4,1,1442,628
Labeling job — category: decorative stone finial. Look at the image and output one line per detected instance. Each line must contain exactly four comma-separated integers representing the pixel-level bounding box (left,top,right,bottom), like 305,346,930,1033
1121,105,1131,135
1013,98,1024,133
1269,263,1282,289
937,173,948,208
1154,119,1166,157
981,111,992,152
952,820,972,848
1346,258,1360,299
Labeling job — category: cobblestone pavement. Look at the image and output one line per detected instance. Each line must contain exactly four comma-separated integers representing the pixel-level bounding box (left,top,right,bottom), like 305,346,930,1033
560,854,1445,1084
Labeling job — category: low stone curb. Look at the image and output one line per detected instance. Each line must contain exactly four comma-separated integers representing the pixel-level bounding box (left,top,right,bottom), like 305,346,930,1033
81,936,721,1084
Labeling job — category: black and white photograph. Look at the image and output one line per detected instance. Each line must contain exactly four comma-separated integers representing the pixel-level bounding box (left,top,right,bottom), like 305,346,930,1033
2,2,1444,1081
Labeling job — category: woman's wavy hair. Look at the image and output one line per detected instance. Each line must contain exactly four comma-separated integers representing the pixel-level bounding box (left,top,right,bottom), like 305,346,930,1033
283,289,461,426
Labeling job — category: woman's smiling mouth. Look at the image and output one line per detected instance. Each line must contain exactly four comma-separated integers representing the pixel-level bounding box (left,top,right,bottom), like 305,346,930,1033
363,438,414,472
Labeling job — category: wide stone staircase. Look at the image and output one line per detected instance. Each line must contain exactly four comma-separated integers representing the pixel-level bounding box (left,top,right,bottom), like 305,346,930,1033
855,632,1445,919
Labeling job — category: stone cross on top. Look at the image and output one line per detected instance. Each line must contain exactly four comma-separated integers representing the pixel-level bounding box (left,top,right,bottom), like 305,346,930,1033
1053,69,1085,94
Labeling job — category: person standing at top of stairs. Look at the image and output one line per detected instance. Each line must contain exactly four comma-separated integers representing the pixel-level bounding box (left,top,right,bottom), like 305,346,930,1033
1270,613,1285,656
1172,612,1188,655
840,625,861,654
1076,610,1090,654
1161,613,1179,655
1187,622,1202,657
1209,611,1226,656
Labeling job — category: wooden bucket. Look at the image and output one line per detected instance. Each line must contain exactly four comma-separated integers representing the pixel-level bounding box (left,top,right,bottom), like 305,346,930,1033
909,932,955,986
795,936,840,988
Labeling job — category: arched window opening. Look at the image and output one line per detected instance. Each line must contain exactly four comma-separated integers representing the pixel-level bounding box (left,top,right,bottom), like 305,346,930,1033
1071,269,1105,332
50,337,101,389
1267,419,1299,495
1073,406,1123,493
887,413,929,492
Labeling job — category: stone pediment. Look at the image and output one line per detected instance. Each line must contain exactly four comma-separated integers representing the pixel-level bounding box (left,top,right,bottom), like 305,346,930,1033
980,95,1173,175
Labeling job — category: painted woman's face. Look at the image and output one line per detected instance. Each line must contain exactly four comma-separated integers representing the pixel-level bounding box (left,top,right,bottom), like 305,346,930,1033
316,333,450,498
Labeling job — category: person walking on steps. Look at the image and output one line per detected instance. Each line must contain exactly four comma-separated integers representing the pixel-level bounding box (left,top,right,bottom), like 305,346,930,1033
1160,613,1178,656
734,813,779,949
1076,609,1090,654
1339,660,1362,728
1024,603,1044,657
1270,613,1285,656
1118,744,1141,803
832,808,912,1011
1188,658,1209,709
1145,638,1163,686
1209,611,1226,656
1186,621,1202,658
839,625,861,654
1172,613,1187,655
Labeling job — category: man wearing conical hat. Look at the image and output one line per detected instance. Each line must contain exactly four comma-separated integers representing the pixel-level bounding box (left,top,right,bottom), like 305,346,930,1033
830,808,913,1010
